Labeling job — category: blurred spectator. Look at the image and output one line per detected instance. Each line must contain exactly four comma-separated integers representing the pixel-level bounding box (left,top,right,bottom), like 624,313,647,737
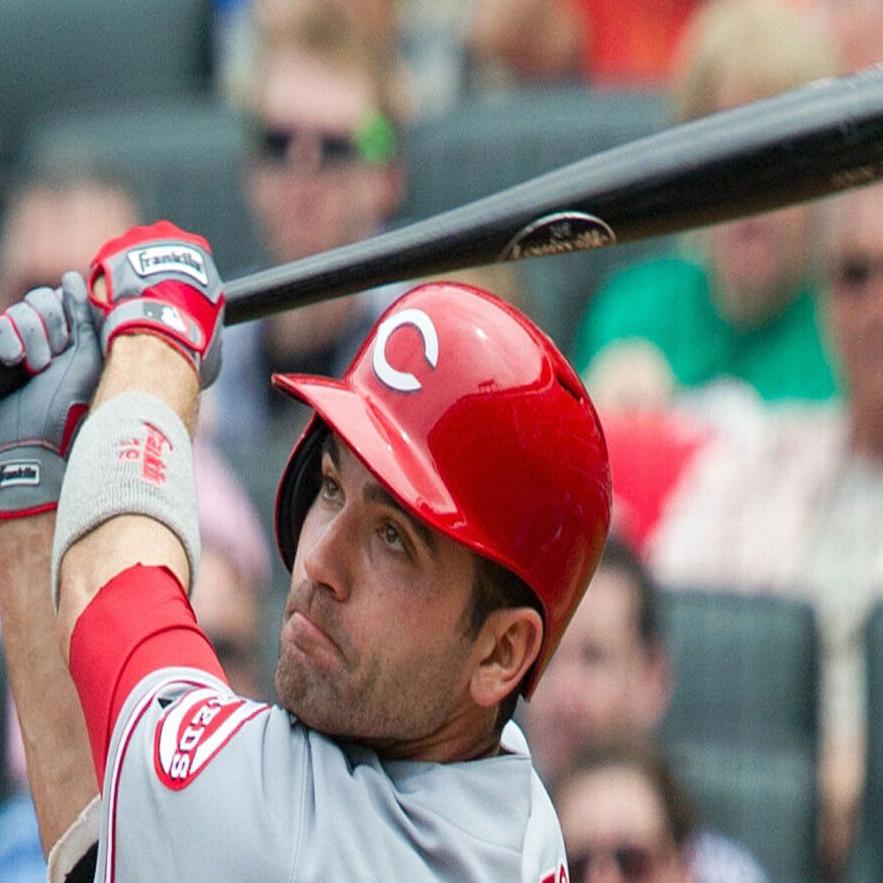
0,171,140,310
571,0,840,408
523,537,671,792
603,181,883,876
212,0,406,444
523,536,768,883
244,2,403,350
191,436,272,698
468,0,700,89
556,742,755,883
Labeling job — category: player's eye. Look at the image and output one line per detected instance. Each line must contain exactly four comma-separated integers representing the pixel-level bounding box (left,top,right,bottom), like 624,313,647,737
320,474,341,500
379,520,408,554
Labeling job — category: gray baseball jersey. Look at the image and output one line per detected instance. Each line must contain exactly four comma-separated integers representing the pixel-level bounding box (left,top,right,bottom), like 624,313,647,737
93,666,569,882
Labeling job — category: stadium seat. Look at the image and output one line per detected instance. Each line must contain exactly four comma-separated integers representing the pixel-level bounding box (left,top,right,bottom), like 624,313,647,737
0,0,212,174
399,87,669,218
659,589,819,752
669,741,819,883
20,99,265,281
396,87,673,350
658,590,820,881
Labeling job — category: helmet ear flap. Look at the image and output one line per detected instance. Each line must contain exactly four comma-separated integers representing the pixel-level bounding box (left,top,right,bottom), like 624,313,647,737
276,421,329,571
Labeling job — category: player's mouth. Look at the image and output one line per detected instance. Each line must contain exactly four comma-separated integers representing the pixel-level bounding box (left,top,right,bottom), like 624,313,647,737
282,604,347,670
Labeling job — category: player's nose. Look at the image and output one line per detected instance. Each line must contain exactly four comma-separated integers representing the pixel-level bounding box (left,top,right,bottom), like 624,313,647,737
301,505,354,603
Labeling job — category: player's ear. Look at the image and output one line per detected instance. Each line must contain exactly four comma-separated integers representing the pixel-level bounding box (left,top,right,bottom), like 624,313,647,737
469,607,543,709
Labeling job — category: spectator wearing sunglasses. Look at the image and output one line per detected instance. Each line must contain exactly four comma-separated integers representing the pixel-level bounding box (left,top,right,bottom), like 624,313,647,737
210,1,406,446
557,742,727,883
593,182,883,877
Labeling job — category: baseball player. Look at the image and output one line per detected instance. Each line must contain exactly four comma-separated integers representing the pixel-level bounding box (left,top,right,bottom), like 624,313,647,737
0,221,611,881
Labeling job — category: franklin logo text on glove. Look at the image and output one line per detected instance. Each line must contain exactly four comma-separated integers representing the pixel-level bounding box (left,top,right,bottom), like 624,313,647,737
0,461,41,489
128,245,209,286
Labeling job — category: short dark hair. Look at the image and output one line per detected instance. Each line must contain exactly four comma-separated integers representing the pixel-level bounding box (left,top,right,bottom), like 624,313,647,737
598,534,662,648
459,556,542,734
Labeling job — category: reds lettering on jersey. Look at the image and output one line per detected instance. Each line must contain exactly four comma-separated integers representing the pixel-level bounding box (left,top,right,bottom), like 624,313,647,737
153,686,269,789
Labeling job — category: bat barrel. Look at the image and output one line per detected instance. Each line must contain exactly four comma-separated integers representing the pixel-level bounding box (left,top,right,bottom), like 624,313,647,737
224,64,883,325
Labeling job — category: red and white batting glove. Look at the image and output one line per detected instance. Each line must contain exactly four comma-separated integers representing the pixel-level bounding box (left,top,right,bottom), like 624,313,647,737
88,221,225,387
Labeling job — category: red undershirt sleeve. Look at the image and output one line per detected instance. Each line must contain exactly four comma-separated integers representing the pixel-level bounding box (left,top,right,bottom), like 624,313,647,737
68,564,228,783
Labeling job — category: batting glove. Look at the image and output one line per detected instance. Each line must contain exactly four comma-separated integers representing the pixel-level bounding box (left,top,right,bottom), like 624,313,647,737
0,273,102,519
88,220,225,387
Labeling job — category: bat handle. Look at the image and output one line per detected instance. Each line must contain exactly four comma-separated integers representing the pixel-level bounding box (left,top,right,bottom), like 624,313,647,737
0,363,29,398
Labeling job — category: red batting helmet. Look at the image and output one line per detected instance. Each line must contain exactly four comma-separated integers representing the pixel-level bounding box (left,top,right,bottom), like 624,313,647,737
272,282,610,696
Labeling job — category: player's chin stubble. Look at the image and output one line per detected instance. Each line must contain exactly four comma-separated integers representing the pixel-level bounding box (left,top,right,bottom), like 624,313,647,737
273,638,385,738
274,635,465,745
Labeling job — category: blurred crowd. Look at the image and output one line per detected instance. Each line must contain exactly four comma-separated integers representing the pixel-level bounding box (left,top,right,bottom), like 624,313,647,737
1,0,883,881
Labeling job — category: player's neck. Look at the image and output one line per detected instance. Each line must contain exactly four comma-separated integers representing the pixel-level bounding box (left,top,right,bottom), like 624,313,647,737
371,705,501,764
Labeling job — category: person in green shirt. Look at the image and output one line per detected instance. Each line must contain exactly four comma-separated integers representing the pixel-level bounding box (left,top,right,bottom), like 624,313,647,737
572,254,838,403
571,0,840,405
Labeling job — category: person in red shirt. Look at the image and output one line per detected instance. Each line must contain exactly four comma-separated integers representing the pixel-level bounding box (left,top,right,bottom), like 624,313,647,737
469,0,699,88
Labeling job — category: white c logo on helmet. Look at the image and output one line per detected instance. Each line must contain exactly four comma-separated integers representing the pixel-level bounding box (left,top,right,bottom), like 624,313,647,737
372,308,439,392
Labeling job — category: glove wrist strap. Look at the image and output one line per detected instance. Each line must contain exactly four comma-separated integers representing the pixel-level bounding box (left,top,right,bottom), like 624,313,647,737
0,444,65,518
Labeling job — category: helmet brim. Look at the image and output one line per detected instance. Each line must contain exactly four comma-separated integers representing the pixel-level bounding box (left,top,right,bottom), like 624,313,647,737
273,372,462,568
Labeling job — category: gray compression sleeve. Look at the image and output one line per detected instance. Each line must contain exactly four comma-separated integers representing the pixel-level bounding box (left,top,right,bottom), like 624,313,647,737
51,391,200,607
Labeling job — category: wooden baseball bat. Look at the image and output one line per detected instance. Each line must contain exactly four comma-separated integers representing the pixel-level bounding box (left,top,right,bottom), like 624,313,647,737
223,64,883,323
3,64,883,398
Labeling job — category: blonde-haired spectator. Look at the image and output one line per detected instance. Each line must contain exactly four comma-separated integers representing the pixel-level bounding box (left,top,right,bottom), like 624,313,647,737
211,0,407,445
672,0,836,121
572,0,841,409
